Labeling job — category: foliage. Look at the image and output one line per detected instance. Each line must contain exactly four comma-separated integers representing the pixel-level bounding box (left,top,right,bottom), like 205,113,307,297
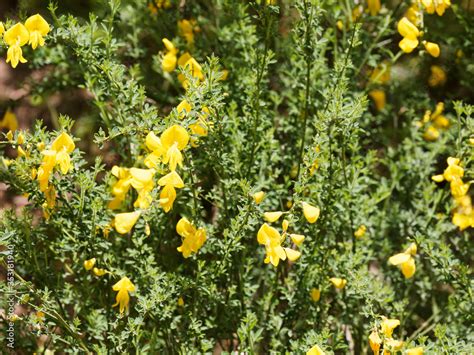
0,0,473,353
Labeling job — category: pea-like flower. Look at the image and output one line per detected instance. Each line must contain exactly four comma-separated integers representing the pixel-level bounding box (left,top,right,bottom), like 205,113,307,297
25,14,50,49
176,217,206,258
397,17,420,53
302,202,320,223
388,243,417,278
4,23,29,68
112,277,135,314
114,211,141,234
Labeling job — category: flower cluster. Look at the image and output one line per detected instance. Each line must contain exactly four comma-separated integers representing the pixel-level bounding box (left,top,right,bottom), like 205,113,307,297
397,0,450,56
83,258,109,277
176,217,207,258
432,157,473,230
416,102,449,141
148,0,171,15
256,201,320,267
0,14,50,68
36,132,75,213
369,316,423,355
161,37,204,88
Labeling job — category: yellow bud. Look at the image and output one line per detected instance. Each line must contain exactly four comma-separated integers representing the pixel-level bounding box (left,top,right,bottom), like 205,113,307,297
253,191,265,204
264,211,283,223
310,288,320,302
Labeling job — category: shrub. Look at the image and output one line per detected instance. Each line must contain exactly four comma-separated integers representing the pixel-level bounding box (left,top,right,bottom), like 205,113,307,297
0,0,473,353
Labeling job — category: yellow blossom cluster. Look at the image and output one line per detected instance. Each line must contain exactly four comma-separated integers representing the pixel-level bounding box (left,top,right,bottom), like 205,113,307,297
397,0,450,56
176,217,207,258
388,242,417,279
416,102,449,141
178,19,200,45
177,99,212,146
369,316,423,355
256,201,320,267
161,37,204,88
432,157,473,230
148,0,171,15
0,14,50,68
111,124,190,235
35,132,75,216
83,258,109,277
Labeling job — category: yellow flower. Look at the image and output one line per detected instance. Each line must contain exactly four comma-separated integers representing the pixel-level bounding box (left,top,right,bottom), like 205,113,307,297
36,132,75,192
114,211,141,234
161,125,189,171
367,0,381,16
370,62,391,84
428,65,446,87
93,267,108,276
6,130,14,141
108,166,132,209
112,277,135,314
384,338,404,352
177,99,192,118
44,185,56,208
306,344,325,355
421,0,451,16
25,14,50,49
369,89,386,111
431,157,464,183
329,277,347,289
4,23,29,68
253,191,265,204
158,171,185,212
178,56,204,88
407,347,424,355
310,288,320,302
176,217,207,258
405,3,422,26
282,219,289,232
159,184,177,212
368,330,381,355
257,223,287,267
302,202,320,223
354,225,367,238
0,110,18,131
178,19,198,44
284,248,301,261
450,177,470,198
397,17,420,53
158,170,184,188
83,258,96,271
423,41,440,57
423,126,440,141
178,297,185,306
381,317,400,338
162,38,178,72
130,168,155,209
264,211,283,223
388,243,417,278
51,132,75,173
0,22,4,36
290,233,305,246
